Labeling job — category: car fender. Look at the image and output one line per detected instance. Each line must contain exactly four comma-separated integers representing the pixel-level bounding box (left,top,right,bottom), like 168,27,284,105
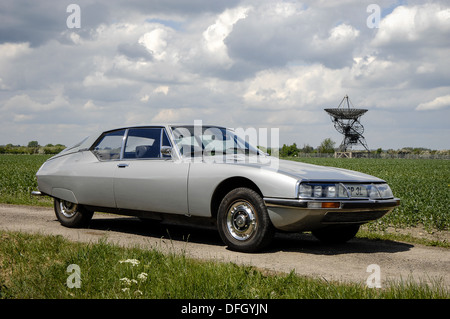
187,162,298,217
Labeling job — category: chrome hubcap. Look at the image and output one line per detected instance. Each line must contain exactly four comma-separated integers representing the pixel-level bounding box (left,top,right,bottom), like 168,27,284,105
60,200,78,218
226,201,257,241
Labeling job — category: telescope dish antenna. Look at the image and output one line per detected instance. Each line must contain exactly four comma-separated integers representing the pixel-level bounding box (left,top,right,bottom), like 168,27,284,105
324,95,369,152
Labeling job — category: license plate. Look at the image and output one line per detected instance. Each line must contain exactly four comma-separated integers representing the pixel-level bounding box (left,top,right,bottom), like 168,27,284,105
346,184,368,197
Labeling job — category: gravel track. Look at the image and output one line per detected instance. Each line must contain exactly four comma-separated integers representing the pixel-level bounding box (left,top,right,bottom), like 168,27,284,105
0,204,448,288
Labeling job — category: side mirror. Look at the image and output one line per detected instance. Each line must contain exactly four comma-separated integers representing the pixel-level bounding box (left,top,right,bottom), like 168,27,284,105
160,146,172,157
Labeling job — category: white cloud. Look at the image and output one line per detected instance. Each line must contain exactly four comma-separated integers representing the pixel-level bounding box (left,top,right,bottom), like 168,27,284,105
243,64,346,109
139,28,168,61
0,42,31,58
202,6,250,66
372,3,450,47
153,85,169,95
416,95,450,111
326,24,360,45
152,108,194,123
3,93,69,113
83,99,105,111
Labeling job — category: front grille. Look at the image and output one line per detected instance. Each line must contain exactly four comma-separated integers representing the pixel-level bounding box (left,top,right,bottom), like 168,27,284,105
321,210,389,223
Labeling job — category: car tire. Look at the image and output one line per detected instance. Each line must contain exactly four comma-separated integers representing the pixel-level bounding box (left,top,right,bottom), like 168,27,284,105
217,188,274,253
312,224,360,244
54,198,94,228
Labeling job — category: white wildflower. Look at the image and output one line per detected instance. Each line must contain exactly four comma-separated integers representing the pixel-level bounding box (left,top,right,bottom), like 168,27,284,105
119,259,140,266
137,272,148,281
120,277,132,285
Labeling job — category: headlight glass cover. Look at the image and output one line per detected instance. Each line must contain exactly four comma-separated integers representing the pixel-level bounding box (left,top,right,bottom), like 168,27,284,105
298,182,393,199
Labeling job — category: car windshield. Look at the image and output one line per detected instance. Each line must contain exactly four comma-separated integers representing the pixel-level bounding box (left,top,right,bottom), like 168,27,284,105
170,126,261,157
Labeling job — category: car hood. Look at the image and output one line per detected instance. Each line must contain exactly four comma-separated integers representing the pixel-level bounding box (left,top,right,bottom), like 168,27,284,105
269,158,384,183
211,155,383,183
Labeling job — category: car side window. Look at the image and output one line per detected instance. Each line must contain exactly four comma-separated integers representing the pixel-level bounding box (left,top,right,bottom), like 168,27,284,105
123,128,171,159
92,129,126,161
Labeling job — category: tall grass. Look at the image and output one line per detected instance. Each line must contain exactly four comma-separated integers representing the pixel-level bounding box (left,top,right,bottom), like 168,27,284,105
0,231,447,299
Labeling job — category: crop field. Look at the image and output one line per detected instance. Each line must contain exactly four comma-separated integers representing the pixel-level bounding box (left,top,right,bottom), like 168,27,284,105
0,155,52,206
0,154,448,231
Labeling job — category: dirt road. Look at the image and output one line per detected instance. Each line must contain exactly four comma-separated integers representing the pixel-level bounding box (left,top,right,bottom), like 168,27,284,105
1,204,448,288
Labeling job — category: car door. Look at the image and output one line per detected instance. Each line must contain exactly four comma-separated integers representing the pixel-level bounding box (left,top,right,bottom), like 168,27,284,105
73,129,127,208
113,127,189,215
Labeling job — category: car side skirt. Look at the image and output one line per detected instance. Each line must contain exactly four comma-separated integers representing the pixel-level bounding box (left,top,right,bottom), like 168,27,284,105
83,205,217,229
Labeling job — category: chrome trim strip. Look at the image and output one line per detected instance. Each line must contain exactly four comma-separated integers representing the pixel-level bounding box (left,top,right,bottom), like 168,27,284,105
166,125,183,160
264,197,400,210
120,128,129,161
294,180,301,199
264,198,307,208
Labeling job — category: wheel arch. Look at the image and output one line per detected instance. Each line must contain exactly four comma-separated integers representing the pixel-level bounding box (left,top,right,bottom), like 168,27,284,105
52,188,79,204
210,176,263,219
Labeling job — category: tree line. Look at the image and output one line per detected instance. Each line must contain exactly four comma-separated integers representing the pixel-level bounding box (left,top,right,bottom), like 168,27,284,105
0,141,66,155
273,138,449,157
277,138,336,157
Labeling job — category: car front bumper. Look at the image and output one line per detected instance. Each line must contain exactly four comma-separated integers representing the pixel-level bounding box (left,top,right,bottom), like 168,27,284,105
263,197,400,232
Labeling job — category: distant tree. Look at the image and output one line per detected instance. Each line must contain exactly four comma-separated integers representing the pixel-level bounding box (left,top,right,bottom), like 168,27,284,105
318,138,336,154
27,141,39,148
301,144,314,153
280,143,299,157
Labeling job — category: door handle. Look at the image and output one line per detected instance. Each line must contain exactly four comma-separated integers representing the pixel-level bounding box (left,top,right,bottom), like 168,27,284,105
117,163,129,168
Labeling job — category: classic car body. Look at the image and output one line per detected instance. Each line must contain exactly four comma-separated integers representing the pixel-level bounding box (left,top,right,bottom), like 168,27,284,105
34,124,400,252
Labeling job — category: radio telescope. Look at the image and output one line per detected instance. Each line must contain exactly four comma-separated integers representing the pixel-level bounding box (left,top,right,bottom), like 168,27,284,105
324,95,369,152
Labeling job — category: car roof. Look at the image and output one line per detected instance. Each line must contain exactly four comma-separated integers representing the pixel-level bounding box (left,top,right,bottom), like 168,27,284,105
50,124,229,160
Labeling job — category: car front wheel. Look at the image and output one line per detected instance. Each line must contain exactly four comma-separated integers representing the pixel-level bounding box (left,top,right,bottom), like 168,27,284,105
54,198,94,228
217,188,274,253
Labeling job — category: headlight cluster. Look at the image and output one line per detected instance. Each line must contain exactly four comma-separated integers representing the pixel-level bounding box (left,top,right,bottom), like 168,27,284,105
298,182,393,199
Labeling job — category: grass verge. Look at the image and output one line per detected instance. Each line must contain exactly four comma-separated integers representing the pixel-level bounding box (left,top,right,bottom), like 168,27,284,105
0,231,448,299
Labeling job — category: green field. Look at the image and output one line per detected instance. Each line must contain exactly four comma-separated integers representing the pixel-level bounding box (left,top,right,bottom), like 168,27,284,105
0,155,448,231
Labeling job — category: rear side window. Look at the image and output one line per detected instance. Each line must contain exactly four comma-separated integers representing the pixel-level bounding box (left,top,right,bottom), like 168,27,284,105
123,128,171,159
91,129,125,161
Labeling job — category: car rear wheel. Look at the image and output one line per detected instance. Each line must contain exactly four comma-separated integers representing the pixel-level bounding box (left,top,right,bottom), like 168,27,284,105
312,224,360,244
54,198,94,228
217,188,274,253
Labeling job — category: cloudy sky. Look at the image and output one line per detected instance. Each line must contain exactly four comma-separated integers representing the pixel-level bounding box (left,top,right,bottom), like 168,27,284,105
1,0,449,150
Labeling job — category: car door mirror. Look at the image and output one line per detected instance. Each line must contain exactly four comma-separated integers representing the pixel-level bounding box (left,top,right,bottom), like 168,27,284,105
161,146,173,157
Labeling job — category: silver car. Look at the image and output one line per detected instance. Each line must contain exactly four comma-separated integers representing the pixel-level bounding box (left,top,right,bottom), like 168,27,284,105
33,124,400,252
